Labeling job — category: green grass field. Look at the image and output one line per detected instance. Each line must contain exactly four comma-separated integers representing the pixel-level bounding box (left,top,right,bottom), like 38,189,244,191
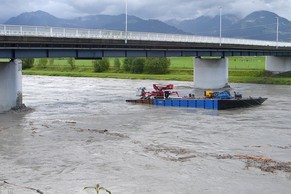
31,56,265,70
228,56,265,69
169,56,265,70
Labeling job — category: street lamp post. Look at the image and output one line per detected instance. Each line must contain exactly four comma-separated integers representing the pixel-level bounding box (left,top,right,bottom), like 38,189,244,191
219,7,222,46
125,0,128,44
276,17,279,48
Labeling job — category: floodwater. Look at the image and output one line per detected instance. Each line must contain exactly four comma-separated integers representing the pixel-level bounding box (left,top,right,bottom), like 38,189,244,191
0,75,291,194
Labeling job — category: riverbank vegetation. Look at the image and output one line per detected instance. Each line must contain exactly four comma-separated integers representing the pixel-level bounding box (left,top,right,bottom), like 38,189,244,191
20,56,291,85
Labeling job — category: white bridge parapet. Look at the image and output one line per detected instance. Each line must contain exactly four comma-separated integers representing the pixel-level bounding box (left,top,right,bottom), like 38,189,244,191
0,59,22,113
1,24,291,48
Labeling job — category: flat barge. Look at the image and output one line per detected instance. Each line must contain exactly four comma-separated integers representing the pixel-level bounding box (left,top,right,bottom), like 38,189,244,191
126,84,267,110
126,97,267,110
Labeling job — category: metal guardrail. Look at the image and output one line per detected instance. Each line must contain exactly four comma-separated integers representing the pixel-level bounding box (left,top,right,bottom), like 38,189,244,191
1,24,291,48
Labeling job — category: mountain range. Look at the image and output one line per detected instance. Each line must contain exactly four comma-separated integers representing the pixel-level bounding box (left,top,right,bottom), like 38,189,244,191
4,10,291,41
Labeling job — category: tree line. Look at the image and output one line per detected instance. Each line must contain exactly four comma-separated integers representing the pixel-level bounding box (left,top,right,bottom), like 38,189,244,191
22,57,170,74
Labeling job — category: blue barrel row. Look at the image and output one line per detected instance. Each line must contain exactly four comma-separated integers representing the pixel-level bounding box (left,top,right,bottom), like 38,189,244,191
153,99,219,110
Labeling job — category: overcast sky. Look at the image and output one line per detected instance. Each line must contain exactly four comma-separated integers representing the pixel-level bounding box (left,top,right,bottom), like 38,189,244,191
1,0,291,21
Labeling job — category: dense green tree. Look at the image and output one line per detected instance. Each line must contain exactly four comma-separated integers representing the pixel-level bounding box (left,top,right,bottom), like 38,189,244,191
93,58,110,72
38,58,48,69
144,57,170,74
122,58,134,72
22,58,34,69
113,58,121,71
131,58,145,74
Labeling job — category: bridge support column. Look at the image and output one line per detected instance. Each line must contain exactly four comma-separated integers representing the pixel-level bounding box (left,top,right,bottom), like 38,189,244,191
194,57,228,89
266,56,291,72
0,59,22,113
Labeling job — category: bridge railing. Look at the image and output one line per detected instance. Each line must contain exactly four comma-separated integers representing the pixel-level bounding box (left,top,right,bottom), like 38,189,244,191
1,24,291,48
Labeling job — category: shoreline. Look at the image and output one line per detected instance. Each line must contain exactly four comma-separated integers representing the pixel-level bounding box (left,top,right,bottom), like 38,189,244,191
23,69,291,85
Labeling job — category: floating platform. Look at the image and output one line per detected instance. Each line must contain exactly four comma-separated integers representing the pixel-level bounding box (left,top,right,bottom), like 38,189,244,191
126,97,267,110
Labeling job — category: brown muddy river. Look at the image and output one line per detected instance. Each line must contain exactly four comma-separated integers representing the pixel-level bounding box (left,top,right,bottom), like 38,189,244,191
0,75,291,194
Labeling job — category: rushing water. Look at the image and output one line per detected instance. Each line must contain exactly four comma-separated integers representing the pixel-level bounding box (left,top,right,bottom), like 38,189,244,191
0,75,291,194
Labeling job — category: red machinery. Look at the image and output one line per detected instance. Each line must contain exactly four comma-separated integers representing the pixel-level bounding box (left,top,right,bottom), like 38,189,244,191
137,84,179,99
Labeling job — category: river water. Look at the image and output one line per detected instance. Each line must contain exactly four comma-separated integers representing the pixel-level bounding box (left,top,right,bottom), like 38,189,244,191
0,75,291,194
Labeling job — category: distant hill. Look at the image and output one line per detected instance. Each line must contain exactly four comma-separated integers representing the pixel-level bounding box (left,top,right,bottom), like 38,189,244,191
5,10,187,34
230,10,291,41
4,10,291,41
5,10,68,27
166,14,240,36
166,10,291,41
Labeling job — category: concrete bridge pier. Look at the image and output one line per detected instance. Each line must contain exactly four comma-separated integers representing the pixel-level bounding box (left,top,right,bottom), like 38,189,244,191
266,56,291,72
0,59,23,113
194,57,229,89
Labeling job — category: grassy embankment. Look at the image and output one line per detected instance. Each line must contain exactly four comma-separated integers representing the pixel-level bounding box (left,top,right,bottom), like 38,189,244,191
20,56,291,85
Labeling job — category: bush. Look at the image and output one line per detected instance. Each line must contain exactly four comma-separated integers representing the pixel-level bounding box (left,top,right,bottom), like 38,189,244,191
113,58,121,71
122,58,145,73
22,58,34,69
131,58,145,73
93,58,110,72
123,58,134,72
144,58,170,74
67,58,76,70
37,58,48,69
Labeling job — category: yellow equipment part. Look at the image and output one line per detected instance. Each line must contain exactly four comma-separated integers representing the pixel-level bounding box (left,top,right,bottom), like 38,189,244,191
205,90,213,98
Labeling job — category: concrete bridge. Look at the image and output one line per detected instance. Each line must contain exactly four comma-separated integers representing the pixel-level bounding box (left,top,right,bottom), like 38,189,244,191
1,24,291,112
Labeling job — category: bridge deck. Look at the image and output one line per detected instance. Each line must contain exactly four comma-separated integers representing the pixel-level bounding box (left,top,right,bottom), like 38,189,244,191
1,25,291,58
